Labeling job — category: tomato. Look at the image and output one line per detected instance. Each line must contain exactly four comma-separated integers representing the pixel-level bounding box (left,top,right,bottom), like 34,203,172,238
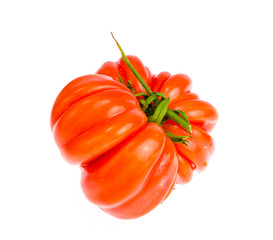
51,54,218,219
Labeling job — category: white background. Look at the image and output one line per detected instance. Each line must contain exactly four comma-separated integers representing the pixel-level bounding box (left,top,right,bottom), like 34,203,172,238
1,0,273,239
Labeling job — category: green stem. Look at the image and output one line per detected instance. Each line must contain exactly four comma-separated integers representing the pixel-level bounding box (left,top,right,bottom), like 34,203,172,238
118,75,125,85
166,109,192,133
111,33,192,134
148,98,170,124
111,32,153,95
135,92,149,98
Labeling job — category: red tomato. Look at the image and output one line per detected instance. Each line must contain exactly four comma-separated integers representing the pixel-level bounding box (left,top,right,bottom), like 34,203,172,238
51,55,218,219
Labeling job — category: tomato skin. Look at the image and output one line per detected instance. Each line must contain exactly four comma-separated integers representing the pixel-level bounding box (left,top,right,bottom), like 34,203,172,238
176,155,193,184
81,123,178,219
152,71,172,92
157,73,192,100
61,108,147,165
96,61,120,82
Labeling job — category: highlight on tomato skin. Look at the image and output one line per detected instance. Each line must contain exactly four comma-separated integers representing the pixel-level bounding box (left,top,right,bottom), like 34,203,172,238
51,47,218,219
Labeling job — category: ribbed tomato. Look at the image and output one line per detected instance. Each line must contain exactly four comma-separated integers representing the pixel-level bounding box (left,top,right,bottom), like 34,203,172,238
51,54,218,219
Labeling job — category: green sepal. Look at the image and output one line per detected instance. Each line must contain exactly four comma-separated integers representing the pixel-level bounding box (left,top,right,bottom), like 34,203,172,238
148,97,170,124
173,109,190,123
138,99,147,111
135,92,149,98
160,115,170,124
146,94,158,106
118,75,125,85
126,81,135,94
165,131,192,146
154,92,166,99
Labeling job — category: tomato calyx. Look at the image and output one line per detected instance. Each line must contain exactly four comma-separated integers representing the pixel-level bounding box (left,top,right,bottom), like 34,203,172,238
111,33,192,146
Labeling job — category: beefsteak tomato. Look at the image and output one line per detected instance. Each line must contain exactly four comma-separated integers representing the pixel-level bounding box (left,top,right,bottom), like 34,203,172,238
51,49,218,219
